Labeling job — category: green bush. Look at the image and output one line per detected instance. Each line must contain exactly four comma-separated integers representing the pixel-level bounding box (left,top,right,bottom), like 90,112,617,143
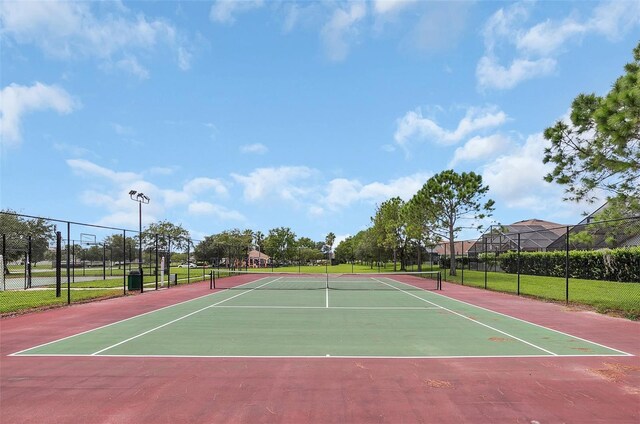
499,247,640,282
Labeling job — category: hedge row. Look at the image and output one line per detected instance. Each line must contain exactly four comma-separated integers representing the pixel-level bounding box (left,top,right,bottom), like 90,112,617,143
498,247,640,282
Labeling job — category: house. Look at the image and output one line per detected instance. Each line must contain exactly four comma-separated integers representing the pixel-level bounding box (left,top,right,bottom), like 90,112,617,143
247,249,270,268
546,200,640,250
468,219,566,255
433,240,477,256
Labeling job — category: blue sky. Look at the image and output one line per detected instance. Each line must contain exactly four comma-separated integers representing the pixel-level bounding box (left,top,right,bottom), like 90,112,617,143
1,0,639,244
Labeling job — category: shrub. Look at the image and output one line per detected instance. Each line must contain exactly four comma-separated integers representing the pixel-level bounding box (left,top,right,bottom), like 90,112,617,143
498,247,640,282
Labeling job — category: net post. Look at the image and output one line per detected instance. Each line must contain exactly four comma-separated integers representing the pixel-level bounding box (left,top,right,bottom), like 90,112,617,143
210,271,214,290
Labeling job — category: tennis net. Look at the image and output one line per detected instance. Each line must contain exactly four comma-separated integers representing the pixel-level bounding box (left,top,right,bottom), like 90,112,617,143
210,270,442,291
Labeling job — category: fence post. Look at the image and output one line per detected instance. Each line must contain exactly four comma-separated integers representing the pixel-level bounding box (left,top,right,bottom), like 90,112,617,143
56,231,62,297
67,222,71,304
517,232,521,296
102,243,106,280
461,241,464,285
123,230,127,295
484,230,488,289
565,226,570,304
1,233,5,291
155,234,159,290
26,235,32,289
167,236,172,288
187,241,191,284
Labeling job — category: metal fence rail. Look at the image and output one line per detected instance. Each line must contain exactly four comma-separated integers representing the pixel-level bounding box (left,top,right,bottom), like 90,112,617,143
439,216,640,318
0,212,208,315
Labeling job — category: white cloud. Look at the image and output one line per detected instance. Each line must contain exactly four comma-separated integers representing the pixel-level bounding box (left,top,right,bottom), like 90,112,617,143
210,0,264,24
477,1,640,90
373,0,415,15
67,158,141,183
115,56,150,80
320,2,367,62
516,19,586,56
112,123,135,136
482,133,556,210
147,167,176,176
394,106,508,148
184,177,228,196
0,1,191,76
449,134,513,166
65,159,237,227
232,166,315,202
481,2,531,53
0,82,78,146
407,2,471,53
177,46,192,71
53,142,93,157
323,172,431,211
476,56,556,90
589,0,640,40
188,202,245,221
240,143,268,154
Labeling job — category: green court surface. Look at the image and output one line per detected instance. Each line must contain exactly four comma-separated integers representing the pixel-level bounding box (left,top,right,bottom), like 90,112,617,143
12,275,630,358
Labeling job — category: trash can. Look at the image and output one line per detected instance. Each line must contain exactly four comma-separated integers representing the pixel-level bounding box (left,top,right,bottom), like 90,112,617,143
128,270,142,290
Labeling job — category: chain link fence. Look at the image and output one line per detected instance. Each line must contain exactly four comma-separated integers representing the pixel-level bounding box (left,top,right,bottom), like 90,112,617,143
439,216,640,318
0,212,213,315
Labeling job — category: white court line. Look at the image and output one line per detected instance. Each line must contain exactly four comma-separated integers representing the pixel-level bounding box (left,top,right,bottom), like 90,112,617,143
372,277,558,356
90,277,283,356
10,274,281,356
14,353,629,359
211,305,440,310
325,283,329,308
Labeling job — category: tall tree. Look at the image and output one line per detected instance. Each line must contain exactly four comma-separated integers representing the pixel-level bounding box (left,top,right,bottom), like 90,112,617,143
0,211,55,272
353,228,377,268
142,220,191,253
264,227,297,265
403,195,441,271
413,170,494,276
543,42,640,206
103,234,138,264
334,236,355,264
371,197,407,271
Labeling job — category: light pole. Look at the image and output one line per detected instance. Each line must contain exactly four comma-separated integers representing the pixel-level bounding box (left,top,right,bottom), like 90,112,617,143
129,190,150,291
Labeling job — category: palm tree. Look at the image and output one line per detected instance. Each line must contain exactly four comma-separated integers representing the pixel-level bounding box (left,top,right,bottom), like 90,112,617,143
325,232,336,269
254,231,264,268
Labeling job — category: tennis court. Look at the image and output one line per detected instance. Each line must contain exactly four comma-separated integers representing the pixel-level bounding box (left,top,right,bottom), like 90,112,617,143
11,272,629,358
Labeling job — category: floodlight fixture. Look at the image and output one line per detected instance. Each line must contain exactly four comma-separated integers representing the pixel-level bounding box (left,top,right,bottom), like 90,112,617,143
129,190,151,291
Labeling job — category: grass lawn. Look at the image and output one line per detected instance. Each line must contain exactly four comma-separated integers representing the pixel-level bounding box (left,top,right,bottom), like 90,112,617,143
212,263,431,275
0,289,123,315
443,269,640,319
